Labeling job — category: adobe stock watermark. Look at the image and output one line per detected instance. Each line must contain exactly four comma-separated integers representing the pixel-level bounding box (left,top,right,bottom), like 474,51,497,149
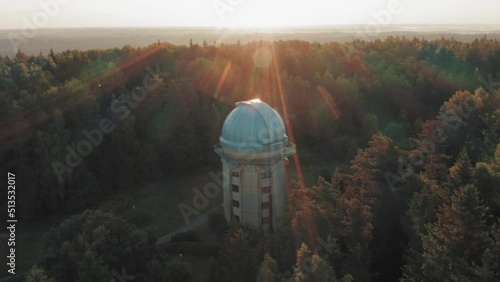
385,73,499,192
8,0,71,52
213,0,244,21
358,0,403,39
51,65,168,182
340,0,404,63
178,171,223,225
110,267,134,282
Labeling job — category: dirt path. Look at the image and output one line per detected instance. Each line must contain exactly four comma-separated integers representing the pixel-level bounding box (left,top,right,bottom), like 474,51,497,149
156,204,222,245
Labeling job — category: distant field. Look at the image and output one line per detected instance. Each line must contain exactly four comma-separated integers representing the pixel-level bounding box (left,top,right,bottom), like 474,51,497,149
2,25,500,57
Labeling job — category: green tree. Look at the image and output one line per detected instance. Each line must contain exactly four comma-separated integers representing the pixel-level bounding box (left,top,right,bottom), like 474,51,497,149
221,228,261,282
475,161,500,217
293,243,337,282
449,149,475,187
76,251,111,282
15,49,27,63
361,113,379,139
143,258,169,281
257,253,281,282
39,209,167,281
293,243,313,282
406,175,448,249
495,143,500,169
165,259,192,282
406,185,497,281
25,266,55,282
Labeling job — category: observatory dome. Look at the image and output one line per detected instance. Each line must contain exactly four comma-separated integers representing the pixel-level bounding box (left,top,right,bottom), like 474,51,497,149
220,99,288,153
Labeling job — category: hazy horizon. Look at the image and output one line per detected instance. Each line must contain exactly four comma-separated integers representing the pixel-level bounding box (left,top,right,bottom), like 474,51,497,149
2,0,500,30
3,23,500,31
3,24,500,57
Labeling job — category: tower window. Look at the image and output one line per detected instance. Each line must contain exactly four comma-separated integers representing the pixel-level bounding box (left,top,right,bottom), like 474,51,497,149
232,200,240,208
261,201,271,209
261,172,272,179
231,171,239,177
261,186,271,194
232,185,239,193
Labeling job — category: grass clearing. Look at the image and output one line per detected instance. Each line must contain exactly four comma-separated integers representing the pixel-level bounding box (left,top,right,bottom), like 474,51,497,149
120,166,223,237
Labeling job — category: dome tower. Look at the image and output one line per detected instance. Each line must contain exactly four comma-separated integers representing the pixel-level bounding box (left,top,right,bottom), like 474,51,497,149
214,99,296,229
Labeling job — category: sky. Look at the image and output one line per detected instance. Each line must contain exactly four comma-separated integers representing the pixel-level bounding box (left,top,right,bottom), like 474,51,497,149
1,0,500,30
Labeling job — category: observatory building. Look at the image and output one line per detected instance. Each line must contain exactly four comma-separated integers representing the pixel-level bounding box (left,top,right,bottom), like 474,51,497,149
214,99,296,230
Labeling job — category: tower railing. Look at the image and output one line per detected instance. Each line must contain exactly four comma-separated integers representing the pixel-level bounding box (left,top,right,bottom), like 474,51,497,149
214,143,296,164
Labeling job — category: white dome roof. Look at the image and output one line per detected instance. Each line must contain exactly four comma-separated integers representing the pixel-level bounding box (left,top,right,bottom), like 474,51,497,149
220,99,288,153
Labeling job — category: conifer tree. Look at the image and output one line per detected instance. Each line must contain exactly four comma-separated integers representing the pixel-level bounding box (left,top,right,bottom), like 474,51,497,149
418,185,496,280
293,243,338,282
449,149,475,187
221,228,261,282
257,254,281,282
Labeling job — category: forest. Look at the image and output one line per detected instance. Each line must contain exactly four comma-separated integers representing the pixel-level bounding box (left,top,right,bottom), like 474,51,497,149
0,36,499,281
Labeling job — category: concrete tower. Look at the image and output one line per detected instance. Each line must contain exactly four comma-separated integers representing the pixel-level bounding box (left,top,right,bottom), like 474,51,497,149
214,99,296,229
